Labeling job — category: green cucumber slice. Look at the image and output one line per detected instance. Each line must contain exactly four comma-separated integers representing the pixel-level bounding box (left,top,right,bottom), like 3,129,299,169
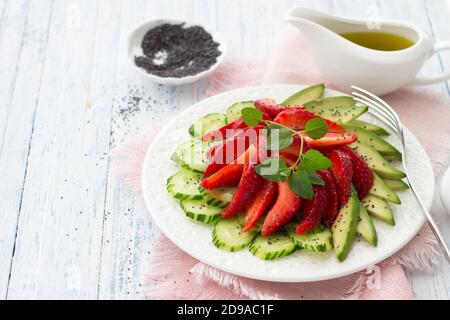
362,195,395,226
332,188,360,262
166,170,203,200
212,216,258,252
383,179,409,191
349,142,406,179
173,140,210,172
280,84,325,106
369,173,401,204
348,119,390,136
199,186,235,208
226,101,254,122
249,233,296,260
181,199,222,225
343,124,401,160
289,225,333,253
357,204,378,247
304,98,368,123
189,113,227,138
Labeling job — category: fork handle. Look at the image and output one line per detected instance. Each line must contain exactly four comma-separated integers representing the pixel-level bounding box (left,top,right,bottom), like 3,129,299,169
407,177,450,264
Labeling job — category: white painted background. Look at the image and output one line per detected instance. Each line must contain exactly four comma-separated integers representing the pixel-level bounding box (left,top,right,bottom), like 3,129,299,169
0,0,449,299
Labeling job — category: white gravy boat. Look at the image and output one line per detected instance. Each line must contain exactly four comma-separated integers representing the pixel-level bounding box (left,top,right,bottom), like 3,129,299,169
286,7,450,95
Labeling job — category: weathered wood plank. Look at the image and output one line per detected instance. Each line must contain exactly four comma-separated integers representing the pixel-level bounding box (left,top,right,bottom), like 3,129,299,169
6,0,106,299
0,0,48,298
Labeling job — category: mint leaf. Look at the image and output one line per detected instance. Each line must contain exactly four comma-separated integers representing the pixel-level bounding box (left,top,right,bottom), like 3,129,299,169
307,171,325,185
299,150,332,171
289,170,313,199
305,118,328,140
266,128,293,150
255,158,288,182
241,107,263,127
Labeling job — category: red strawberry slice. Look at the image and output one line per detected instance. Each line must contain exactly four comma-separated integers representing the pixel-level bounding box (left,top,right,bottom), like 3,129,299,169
222,162,266,218
202,117,247,141
329,149,353,206
340,146,374,199
317,169,339,228
254,98,298,118
303,132,357,149
279,135,311,160
262,181,303,236
274,108,344,133
202,145,257,189
242,181,277,232
204,125,265,177
295,185,328,234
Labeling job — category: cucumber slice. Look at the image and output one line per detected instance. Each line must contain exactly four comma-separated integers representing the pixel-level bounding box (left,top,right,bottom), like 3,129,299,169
289,225,333,253
280,84,325,106
362,195,395,226
189,113,227,138
369,173,401,204
173,140,210,172
226,101,254,122
348,119,390,136
304,98,368,123
343,124,401,160
181,199,222,225
357,204,378,246
331,188,360,262
166,170,203,200
249,233,296,260
199,186,235,208
212,216,258,252
383,179,409,191
349,142,406,179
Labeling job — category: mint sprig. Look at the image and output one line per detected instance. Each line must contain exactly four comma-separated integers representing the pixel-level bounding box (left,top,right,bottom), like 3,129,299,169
243,108,331,199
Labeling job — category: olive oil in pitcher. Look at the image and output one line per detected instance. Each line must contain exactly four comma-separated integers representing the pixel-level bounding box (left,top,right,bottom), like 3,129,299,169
340,32,415,51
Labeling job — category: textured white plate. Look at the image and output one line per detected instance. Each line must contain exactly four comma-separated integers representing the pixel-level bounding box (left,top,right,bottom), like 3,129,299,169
142,84,434,282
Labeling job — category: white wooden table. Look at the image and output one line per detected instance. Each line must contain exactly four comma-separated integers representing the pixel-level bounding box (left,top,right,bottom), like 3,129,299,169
1,0,449,300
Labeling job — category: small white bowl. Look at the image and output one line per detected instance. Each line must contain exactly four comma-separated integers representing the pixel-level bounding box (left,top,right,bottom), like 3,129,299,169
127,19,226,85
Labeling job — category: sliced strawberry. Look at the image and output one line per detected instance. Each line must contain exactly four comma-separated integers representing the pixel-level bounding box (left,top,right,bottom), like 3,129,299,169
329,149,353,206
242,181,277,232
340,146,374,199
317,170,339,228
274,108,344,133
303,132,357,149
222,162,266,218
254,98,296,118
295,185,328,234
262,181,303,236
202,145,257,189
202,117,247,141
279,135,310,160
204,125,265,177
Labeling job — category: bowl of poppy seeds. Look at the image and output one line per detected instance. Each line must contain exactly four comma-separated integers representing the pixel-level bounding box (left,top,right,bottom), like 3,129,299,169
128,19,226,85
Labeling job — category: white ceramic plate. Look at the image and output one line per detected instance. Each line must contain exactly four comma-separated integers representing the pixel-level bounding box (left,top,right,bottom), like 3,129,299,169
142,84,434,282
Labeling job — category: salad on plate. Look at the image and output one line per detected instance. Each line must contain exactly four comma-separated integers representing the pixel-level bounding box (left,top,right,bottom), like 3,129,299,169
166,84,408,262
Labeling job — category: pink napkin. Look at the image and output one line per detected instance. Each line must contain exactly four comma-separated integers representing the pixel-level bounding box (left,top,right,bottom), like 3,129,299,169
113,26,449,300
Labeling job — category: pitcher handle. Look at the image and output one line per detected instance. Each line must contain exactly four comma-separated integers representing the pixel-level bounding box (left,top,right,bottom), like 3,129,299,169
411,41,450,85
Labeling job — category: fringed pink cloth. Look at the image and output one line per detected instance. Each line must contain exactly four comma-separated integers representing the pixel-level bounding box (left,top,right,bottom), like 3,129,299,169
112,27,449,300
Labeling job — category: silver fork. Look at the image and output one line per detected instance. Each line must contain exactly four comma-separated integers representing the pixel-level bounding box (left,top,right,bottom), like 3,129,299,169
351,85,450,265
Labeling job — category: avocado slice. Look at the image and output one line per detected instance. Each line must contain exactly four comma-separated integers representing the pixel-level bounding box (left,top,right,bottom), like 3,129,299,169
357,204,378,247
226,101,254,123
383,178,409,191
369,173,401,204
344,124,401,160
280,83,325,106
332,188,360,262
362,195,395,226
348,119,390,136
304,98,368,123
349,142,406,179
